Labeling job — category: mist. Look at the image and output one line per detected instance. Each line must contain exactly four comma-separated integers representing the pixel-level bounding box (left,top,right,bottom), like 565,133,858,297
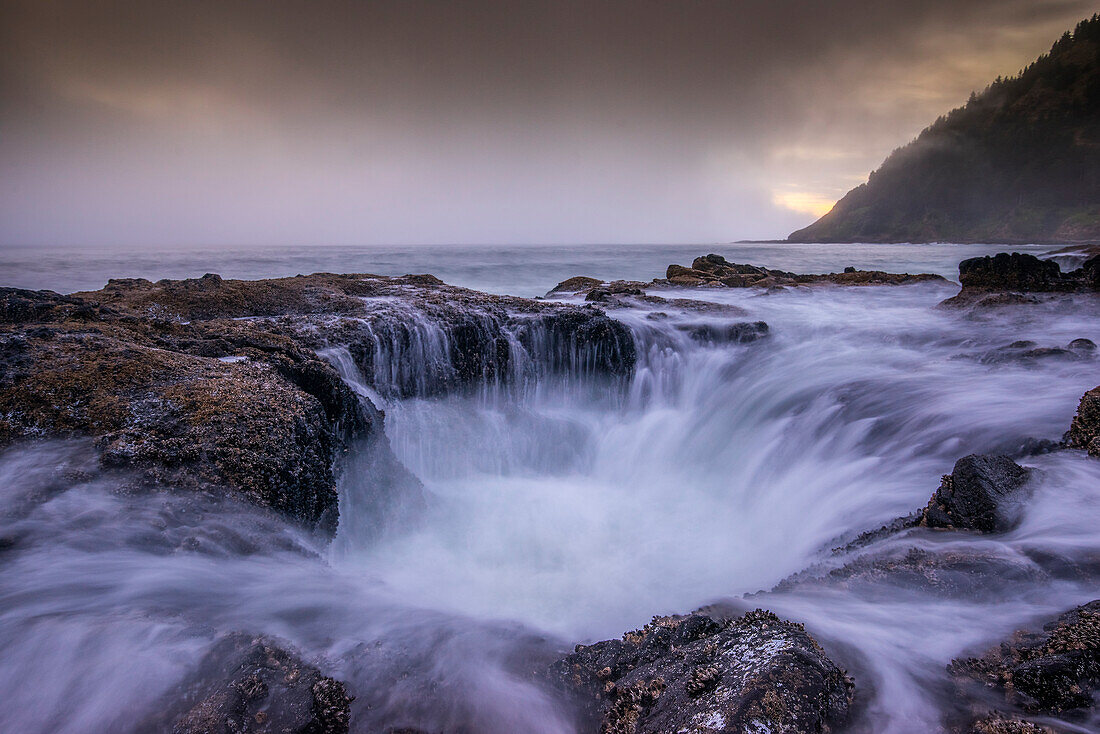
1,0,1094,246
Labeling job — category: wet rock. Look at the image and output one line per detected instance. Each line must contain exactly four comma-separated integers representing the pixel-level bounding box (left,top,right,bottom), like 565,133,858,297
829,512,922,555
547,610,853,734
1011,438,1062,459
976,339,1094,365
920,455,1034,533
86,272,641,399
548,276,605,295
141,633,352,734
968,713,1057,733
1065,385,1100,457
0,328,364,530
585,282,648,302
677,321,769,345
0,287,103,324
1042,244,1100,273
774,547,1047,598
658,254,944,289
80,271,376,321
2,271,642,522
517,309,637,379
959,253,1064,292
947,292,1045,310
949,600,1100,726
941,252,1100,307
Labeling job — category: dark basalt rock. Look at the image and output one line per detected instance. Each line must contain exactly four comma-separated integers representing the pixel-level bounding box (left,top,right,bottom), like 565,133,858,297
140,633,352,734
585,282,648,302
547,610,853,734
677,321,770,345
0,287,104,324
657,254,944,290
920,454,1034,533
941,252,1100,308
959,254,1064,292
1065,385,1100,457
949,600,1100,727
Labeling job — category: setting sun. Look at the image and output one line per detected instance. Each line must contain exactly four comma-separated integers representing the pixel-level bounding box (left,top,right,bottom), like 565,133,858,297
772,190,837,218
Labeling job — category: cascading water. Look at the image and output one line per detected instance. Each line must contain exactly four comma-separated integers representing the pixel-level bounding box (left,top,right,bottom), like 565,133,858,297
2,261,1100,733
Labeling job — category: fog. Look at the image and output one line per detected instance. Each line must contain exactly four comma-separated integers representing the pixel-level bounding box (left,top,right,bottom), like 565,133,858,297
1,0,1094,246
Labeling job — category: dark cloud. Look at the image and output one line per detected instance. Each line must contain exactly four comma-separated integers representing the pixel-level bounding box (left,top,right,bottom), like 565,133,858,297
1,0,1094,245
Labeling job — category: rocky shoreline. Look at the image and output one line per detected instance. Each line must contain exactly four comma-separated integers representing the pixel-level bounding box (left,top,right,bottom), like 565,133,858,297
2,251,1100,733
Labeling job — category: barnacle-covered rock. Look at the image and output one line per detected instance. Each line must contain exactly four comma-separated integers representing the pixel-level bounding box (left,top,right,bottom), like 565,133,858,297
1065,385,1100,457
948,600,1100,729
139,633,352,734
547,610,853,733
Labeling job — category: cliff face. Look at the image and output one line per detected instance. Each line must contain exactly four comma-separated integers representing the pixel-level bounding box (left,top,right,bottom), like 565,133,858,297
789,15,1100,244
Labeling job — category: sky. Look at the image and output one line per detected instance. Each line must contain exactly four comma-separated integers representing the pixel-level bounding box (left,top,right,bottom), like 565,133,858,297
1,0,1095,246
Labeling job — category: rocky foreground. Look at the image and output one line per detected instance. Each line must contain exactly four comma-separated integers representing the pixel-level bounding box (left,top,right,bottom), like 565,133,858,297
2,253,1100,732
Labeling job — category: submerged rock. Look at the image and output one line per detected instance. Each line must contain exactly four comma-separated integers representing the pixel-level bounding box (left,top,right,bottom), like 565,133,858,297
140,633,352,734
547,610,853,734
677,321,770,345
975,339,1096,365
1065,385,1100,457
920,454,1034,533
949,600,1100,728
774,546,1048,599
655,254,945,289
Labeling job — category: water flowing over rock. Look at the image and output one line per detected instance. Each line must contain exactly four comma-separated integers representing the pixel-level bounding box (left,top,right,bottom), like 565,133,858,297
547,610,853,734
4,250,1100,733
921,455,1035,533
0,284,409,531
0,271,648,524
75,271,639,400
140,633,352,734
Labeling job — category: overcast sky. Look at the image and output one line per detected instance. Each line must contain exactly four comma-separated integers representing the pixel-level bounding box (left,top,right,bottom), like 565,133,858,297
1,0,1094,246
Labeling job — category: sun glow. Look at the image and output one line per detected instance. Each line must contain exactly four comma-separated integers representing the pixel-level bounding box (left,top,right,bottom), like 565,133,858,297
772,190,836,218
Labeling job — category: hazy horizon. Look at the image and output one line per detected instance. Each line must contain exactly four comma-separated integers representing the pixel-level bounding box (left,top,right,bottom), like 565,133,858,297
2,0,1095,247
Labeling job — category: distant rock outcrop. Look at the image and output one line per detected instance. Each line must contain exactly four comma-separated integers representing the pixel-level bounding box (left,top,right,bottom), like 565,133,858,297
655,254,943,289
789,15,1100,244
939,252,1100,307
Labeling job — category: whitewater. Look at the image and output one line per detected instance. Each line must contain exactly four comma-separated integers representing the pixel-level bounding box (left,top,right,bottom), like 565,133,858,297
1,243,1098,732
